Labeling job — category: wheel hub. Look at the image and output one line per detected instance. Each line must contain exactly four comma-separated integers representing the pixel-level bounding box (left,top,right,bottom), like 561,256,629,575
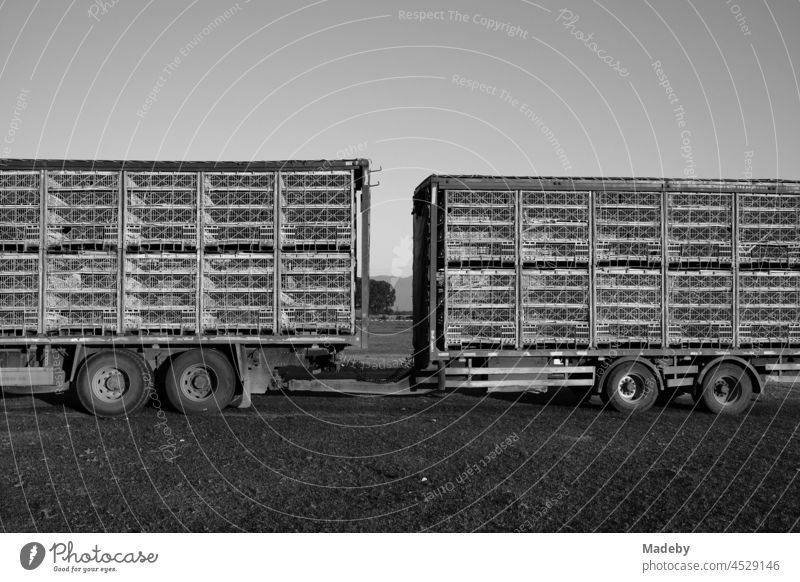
713,378,734,403
180,365,215,401
92,366,127,402
617,375,641,401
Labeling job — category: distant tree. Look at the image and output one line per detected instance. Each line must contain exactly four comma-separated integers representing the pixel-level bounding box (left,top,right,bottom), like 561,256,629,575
355,277,396,315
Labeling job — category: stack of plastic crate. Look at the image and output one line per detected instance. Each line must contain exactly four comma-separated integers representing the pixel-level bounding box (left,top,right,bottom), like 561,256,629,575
45,171,120,334
668,271,733,345
445,190,514,264
123,172,198,334
200,172,276,334
280,172,351,249
595,190,661,263
278,171,353,334
521,190,589,264
280,253,351,333
0,171,40,335
668,193,732,265
47,171,118,248
45,253,118,333
203,172,273,249
440,190,517,347
0,171,40,250
444,270,516,347
202,253,274,333
126,172,197,249
596,268,661,344
738,271,800,344
738,193,800,265
124,254,197,333
522,269,589,346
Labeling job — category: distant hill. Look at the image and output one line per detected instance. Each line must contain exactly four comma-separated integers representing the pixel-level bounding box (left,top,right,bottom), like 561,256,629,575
373,275,412,312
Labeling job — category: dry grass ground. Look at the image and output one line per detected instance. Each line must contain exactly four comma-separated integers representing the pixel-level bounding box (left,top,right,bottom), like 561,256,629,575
1,320,798,532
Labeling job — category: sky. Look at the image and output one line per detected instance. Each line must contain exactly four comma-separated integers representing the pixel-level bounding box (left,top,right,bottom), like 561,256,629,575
1,0,798,277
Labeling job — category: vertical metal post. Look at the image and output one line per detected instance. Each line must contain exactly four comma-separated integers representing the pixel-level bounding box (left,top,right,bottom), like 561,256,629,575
119,170,126,335
588,189,596,349
274,171,281,335
38,169,46,335
196,171,204,335
732,190,740,348
429,182,439,359
515,188,522,349
360,168,370,349
661,182,669,347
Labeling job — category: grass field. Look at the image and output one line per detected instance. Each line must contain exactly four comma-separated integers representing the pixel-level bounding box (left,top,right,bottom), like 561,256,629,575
1,320,798,533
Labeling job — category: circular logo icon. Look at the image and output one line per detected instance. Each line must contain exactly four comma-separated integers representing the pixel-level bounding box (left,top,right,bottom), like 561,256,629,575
20,542,46,570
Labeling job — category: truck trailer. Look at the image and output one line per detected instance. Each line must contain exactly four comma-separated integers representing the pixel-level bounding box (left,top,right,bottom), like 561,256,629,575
412,175,800,414
0,158,371,417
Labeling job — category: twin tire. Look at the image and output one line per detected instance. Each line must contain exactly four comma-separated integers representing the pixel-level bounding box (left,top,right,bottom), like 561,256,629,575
75,348,235,418
599,361,753,415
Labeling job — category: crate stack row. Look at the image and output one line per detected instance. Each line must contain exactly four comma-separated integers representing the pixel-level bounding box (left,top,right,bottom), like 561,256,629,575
441,190,516,346
521,190,591,347
665,191,733,347
201,172,274,334
47,171,120,335
0,168,356,337
278,171,353,334
0,171,40,336
439,186,800,349
737,192,800,345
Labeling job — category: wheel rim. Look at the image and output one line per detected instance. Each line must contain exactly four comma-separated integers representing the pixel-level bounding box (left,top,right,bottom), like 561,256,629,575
179,364,217,401
617,374,645,402
712,376,741,405
91,365,129,402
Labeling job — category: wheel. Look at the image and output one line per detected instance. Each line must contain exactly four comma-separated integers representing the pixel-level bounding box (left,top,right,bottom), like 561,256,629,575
603,362,658,413
75,350,152,418
698,363,753,415
165,349,235,414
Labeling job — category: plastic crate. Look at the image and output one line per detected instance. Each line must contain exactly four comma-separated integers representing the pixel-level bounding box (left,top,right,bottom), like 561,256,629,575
280,307,351,333
0,309,38,334
281,290,350,309
446,270,515,307
45,309,117,333
128,190,195,206
445,322,515,347
0,171,40,190
48,171,119,190
205,172,274,190
203,224,273,247
668,322,733,345
596,322,661,344
46,253,118,321
281,171,351,190
522,322,589,345
0,253,39,276
202,310,273,333
447,205,513,224
281,253,351,274
281,189,348,207
280,224,351,247
126,172,196,190
124,309,195,332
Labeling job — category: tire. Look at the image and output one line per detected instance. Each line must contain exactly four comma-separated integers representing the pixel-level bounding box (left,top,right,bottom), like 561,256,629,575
75,350,152,418
603,362,658,413
698,363,753,415
165,349,235,415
